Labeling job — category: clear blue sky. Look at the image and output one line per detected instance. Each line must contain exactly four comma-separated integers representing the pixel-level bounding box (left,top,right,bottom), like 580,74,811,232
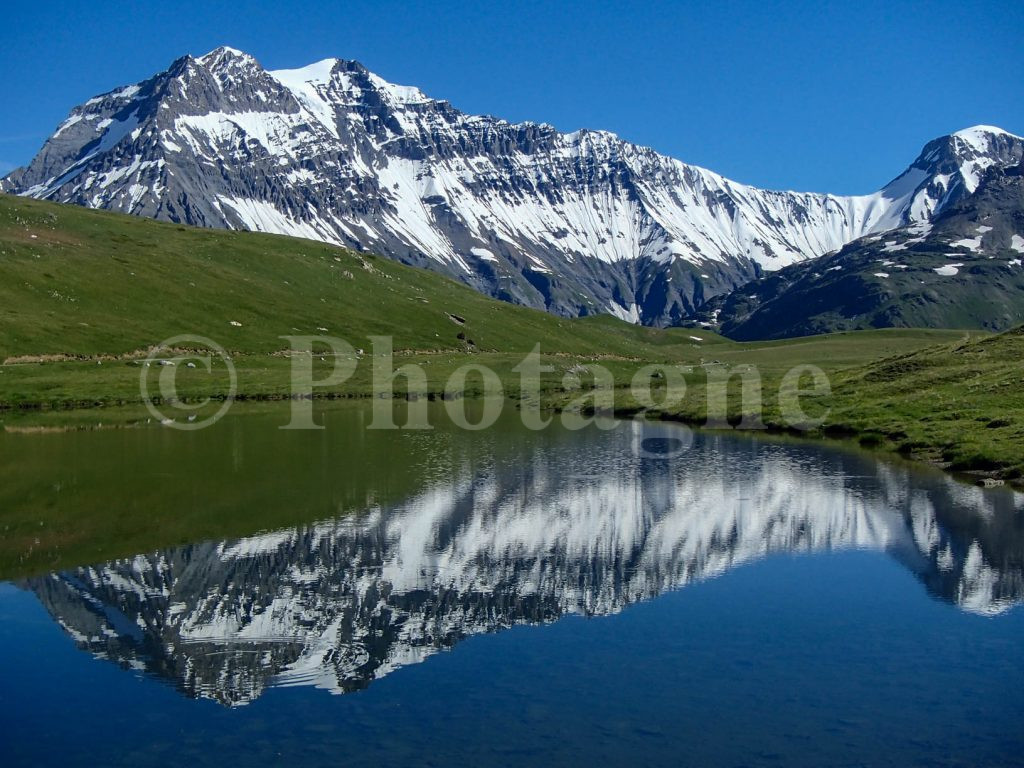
2,0,1021,193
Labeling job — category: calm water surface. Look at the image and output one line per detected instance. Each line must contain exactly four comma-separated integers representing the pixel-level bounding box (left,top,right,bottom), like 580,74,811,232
0,403,1022,767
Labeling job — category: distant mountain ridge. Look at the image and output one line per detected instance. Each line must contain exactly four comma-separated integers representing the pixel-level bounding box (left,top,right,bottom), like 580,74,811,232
3,46,1022,324
698,161,1024,339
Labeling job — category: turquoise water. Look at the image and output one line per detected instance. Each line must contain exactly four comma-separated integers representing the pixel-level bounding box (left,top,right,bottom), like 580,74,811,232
1,405,1022,766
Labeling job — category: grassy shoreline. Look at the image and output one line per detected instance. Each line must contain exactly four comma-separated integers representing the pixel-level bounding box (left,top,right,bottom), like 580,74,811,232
1,329,1021,488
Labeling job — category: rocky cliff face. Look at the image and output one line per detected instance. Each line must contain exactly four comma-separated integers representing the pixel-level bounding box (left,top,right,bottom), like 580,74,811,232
4,46,1021,324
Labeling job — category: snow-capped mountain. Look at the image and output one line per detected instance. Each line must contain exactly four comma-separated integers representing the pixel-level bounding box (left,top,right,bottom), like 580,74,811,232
2,46,1022,324
24,423,1024,706
698,160,1024,339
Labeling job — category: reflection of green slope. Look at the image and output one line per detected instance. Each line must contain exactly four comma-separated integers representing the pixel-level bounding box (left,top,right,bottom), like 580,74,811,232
0,401,570,579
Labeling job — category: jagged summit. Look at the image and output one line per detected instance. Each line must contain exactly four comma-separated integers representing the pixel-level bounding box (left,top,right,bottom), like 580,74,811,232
271,54,430,97
911,124,1023,188
3,47,1021,325
195,45,255,66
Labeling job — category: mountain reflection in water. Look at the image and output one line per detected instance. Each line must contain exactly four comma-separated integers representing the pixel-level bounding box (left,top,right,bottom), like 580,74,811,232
23,422,1024,707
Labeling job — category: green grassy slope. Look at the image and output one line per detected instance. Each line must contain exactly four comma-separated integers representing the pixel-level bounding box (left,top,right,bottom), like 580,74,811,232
0,193,721,360
828,328,1024,478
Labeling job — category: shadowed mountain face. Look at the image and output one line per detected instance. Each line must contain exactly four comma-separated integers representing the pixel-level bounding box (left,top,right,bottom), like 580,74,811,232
698,163,1024,339
2,46,1021,324
23,424,1024,707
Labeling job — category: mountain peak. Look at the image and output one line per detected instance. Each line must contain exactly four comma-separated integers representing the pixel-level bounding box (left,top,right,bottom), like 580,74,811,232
952,124,1020,143
195,45,258,70
267,57,430,106
270,57,340,84
948,125,1023,160
888,124,1024,217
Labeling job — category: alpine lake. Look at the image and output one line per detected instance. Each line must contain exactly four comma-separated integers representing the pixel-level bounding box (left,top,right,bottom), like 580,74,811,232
1,399,1022,767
